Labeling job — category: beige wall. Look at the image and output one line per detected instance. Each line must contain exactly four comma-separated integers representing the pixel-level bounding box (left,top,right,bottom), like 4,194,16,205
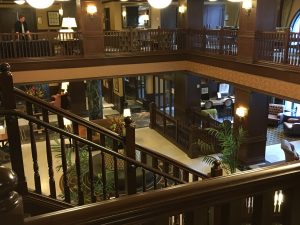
103,2,122,30
224,2,240,27
282,0,300,27
12,61,300,102
151,8,161,29
113,78,124,96
36,5,61,30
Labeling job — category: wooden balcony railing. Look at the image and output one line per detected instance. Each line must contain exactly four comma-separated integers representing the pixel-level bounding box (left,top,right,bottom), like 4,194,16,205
186,28,238,56
149,102,221,159
104,29,186,54
0,32,83,60
256,29,300,67
0,63,208,206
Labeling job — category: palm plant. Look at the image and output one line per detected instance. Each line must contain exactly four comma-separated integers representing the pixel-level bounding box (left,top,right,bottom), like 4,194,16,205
198,120,246,174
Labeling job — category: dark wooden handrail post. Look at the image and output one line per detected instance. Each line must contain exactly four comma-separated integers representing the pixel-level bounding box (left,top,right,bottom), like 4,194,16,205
0,63,27,194
0,166,24,225
283,28,290,64
219,28,224,55
201,28,206,52
210,160,223,177
124,116,137,195
149,102,156,129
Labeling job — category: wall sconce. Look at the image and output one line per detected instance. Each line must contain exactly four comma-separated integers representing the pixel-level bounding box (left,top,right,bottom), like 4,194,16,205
59,5,64,16
87,5,97,16
178,5,186,14
242,0,252,15
122,10,127,18
236,106,248,118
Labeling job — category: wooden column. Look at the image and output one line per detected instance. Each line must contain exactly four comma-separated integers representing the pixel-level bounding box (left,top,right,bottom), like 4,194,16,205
237,0,281,62
234,87,269,165
124,117,136,195
174,72,202,123
186,0,204,29
76,0,104,57
0,63,27,194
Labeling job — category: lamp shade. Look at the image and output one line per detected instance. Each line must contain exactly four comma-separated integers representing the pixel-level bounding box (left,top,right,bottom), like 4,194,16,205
62,17,77,29
147,0,172,9
123,108,131,117
14,0,25,5
26,0,55,9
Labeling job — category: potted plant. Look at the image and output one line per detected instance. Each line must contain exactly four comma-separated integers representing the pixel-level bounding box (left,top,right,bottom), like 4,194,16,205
197,120,246,174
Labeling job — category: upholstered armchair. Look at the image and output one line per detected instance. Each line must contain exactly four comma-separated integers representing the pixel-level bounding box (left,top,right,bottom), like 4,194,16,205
281,139,299,162
283,118,300,136
268,104,284,126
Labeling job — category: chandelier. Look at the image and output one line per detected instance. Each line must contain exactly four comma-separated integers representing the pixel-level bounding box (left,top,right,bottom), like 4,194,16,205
147,0,172,9
26,0,55,9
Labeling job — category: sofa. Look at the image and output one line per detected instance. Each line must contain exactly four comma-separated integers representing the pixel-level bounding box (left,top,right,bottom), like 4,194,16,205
283,118,300,136
281,139,299,162
268,104,284,126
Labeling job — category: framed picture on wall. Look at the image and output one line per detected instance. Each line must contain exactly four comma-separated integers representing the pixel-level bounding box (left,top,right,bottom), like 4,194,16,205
47,11,60,26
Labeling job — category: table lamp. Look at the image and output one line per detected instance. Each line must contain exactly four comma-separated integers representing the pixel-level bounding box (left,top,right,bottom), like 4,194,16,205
61,17,77,32
59,17,77,40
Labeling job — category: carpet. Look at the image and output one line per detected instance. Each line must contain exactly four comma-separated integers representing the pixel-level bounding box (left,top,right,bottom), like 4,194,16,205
266,124,299,146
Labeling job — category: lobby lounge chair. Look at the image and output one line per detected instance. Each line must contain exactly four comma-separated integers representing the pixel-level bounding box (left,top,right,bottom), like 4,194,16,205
283,118,300,136
281,139,299,162
268,104,284,126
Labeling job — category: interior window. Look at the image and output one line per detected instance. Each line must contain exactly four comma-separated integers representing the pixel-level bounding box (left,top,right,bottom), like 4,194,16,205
291,11,300,32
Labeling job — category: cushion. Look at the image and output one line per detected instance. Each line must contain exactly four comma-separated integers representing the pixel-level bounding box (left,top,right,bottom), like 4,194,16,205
269,104,284,115
268,114,279,120
287,118,299,123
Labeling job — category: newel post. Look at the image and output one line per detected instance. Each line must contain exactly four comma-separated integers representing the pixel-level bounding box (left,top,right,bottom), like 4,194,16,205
124,116,137,195
210,160,223,178
0,63,27,194
149,102,156,129
0,166,24,225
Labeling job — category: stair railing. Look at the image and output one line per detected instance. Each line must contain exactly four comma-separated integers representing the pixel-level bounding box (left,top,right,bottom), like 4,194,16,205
24,162,300,225
0,63,208,205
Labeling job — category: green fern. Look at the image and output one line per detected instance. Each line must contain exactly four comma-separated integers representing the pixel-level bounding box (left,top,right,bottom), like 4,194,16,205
198,121,246,174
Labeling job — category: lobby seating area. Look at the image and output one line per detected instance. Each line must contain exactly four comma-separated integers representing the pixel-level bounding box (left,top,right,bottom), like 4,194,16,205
283,118,300,136
267,103,284,126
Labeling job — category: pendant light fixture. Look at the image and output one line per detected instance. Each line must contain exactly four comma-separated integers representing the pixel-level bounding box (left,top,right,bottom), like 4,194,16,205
14,0,25,5
26,0,55,9
147,0,172,9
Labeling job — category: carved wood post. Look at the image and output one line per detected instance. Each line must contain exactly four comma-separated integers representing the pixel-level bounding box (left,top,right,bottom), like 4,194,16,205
0,63,27,194
124,116,136,195
149,102,156,129
0,167,24,225
210,160,223,178
283,28,290,64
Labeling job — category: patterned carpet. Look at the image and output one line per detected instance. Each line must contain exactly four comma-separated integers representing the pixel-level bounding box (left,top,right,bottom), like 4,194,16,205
266,124,299,146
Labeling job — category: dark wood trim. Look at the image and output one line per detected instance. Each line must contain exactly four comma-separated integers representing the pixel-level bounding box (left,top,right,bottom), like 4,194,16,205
8,53,185,72
23,192,73,216
24,162,300,225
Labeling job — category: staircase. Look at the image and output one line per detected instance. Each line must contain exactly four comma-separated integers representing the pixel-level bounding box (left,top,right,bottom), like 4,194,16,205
0,63,208,209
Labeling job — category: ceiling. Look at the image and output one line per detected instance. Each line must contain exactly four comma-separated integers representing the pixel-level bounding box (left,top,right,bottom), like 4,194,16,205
0,0,71,4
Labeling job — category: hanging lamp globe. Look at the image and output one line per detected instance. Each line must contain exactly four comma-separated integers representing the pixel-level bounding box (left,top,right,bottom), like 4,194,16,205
147,0,172,9
26,0,55,9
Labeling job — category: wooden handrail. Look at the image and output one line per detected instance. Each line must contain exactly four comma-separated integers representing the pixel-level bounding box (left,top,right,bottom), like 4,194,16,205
135,144,209,179
0,109,184,185
24,162,300,225
14,88,122,141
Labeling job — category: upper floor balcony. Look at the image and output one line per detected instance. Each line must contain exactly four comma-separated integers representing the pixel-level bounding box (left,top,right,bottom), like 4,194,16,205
1,28,300,70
